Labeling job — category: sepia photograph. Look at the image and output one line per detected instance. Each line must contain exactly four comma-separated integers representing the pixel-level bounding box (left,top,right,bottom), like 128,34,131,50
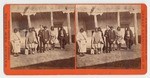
10,5,75,69
76,5,142,69
4,4,147,75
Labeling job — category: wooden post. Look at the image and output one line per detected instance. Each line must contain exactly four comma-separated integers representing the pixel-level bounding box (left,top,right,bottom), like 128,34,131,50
94,14,98,27
27,15,31,28
117,12,120,26
67,12,72,44
134,13,138,44
51,11,54,26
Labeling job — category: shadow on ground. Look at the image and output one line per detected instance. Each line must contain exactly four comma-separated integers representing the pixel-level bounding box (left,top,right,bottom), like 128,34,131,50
78,58,141,69
12,57,75,69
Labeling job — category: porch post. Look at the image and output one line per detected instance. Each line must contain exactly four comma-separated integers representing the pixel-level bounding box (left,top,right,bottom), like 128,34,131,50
117,11,120,26
75,10,79,33
94,14,98,27
27,15,32,28
67,12,72,44
50,11,54,26
134,13,138,44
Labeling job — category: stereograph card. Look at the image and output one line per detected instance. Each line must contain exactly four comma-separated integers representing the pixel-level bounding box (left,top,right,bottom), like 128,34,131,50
4,4,147,75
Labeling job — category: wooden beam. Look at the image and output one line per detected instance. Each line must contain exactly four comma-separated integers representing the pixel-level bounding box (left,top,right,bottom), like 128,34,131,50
94,14,98,27
67,13,72,43
134,13,138,44
27,15,32,28
50,11,54,26
117,12,120,26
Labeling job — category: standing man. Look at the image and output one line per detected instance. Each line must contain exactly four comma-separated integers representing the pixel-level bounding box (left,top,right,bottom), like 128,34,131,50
38,25,44,53
43,26,50,51
11,28,21,57
58,26,67,49
104,25,110,53
108,26,116,52
112,27,117,51
124,26,133,50
77,28,87,56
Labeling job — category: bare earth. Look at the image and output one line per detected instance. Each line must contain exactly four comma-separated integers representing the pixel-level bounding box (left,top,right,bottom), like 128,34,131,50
10,43,75,68
77,44,141,68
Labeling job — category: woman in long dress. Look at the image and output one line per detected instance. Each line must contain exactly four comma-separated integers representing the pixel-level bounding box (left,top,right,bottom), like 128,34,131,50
49,26,57,50
76,28,87,56
32,27,39,52
91,27,104,54
26,28,38,54
116,27,124,50
11,28,21,57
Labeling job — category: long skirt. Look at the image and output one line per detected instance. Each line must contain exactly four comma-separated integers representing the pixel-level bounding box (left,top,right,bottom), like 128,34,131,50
12,41,21,53
78,41,87,53
27,43,38,49
92,43,104,49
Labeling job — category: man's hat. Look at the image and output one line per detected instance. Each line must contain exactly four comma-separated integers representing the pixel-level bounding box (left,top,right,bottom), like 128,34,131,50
109,26,113,28
44,26,47,28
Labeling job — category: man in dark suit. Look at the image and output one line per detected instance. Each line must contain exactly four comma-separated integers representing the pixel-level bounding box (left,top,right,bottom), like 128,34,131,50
58,26,67,49
104,26,110,53
104,26,116,53
43,26,50,51
124,26,133,50
38,25,44,53
108,26,116,52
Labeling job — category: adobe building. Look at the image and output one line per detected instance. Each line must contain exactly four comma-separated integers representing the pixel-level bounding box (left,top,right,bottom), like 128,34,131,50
76,5,141,48
10,5,75,48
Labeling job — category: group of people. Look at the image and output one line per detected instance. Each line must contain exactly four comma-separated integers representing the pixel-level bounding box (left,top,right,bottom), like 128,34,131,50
77,26,134,56
11,24,134,57
11,25,67,57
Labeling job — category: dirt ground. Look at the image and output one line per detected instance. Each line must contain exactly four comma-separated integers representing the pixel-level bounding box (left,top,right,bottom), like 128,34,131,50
10,43,75,69
77,44,141,69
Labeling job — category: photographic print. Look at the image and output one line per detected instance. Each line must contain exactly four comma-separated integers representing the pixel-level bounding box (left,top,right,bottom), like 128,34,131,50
9,5,75,69
76,4,146,70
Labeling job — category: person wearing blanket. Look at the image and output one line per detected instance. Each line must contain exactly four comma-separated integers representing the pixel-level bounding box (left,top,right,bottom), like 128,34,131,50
77,28,87,56
91,27,104,54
